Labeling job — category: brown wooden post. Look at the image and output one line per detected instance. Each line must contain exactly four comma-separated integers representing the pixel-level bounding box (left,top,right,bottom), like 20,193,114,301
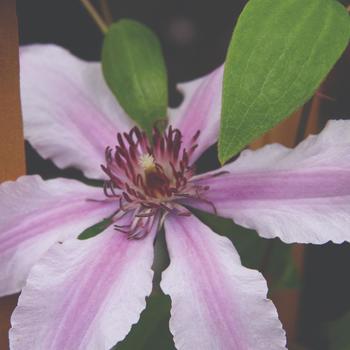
0,0,25,349
0,0,25,180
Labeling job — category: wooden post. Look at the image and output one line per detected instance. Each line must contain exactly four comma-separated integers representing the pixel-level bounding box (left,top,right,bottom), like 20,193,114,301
0,0,25,180
0,0,25,349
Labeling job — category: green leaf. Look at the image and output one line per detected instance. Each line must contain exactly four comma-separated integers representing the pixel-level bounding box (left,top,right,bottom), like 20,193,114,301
194,209,300,290
193,209,268,269
102,19,168,135
219,0,350,163
328,310,350,350
114,294,175,350
267,240,301,292
78,218,113,240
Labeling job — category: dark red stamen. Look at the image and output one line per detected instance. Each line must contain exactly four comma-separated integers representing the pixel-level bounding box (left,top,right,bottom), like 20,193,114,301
101,125,213,239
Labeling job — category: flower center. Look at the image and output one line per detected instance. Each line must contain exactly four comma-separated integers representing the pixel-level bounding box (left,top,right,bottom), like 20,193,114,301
138,154,156,171
101,125,208,239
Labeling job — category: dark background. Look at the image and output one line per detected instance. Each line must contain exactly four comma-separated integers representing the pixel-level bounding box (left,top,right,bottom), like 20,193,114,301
16,1,350,349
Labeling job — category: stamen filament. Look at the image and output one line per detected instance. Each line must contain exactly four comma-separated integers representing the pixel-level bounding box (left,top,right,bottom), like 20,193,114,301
102,126,211,239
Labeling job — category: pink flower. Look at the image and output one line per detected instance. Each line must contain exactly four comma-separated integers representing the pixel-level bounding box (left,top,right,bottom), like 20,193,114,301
2,44,350,350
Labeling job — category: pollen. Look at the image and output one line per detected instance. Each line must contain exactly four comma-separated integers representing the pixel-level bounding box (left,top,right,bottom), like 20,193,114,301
138,154,156,171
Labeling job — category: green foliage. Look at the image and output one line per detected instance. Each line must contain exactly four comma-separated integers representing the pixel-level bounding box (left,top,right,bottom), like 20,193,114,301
78,218,113,240
114,294,175,350
328,311,350,350
102,19,168,135
194,210,300,291
194,209,268,269
219,0,350,163
268,240,301,291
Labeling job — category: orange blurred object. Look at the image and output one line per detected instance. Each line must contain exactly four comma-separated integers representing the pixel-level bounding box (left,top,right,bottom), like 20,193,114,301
0,0,25,349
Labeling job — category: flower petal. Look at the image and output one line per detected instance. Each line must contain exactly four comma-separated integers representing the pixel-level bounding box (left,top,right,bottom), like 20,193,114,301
190,120,350,244
10,223,156,350
0,175,116,296
20,44,134,179
161,214,286,350
168,65,223,163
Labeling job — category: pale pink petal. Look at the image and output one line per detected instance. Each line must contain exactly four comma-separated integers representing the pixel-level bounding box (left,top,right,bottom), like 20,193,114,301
189,120,350,244
10,222,156,350
20,44,134,179
168,65,223,163
0,175,116,296
161,214,286,350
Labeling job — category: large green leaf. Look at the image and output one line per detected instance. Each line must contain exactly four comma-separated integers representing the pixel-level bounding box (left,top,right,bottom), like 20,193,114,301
219,0,350,163
102,19,168,135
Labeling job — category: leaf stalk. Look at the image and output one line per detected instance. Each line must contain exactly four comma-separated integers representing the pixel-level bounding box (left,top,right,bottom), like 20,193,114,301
80,0,108,34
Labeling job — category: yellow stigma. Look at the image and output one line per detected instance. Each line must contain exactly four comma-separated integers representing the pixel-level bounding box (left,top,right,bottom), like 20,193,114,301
138,154,156,171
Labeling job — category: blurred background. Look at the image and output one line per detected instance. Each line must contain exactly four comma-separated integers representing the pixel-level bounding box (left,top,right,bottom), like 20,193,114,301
1,0,350,349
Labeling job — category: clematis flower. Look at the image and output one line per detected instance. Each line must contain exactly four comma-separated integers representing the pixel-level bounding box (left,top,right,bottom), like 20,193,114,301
1,44,350,350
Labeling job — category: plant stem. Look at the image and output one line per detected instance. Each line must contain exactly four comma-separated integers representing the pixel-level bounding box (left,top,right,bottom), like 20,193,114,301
100,0,113,25
80,0,108,34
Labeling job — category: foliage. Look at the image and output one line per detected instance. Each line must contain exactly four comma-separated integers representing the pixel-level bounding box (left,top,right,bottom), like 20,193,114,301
114,294,175,350
78,218,113,240
219,0,350,163
328,311,350,350
102,19,168,135
194,210,300,291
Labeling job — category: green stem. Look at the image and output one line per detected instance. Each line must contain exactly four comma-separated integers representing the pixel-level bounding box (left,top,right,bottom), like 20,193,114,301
99,0,113,25
80,0,108,34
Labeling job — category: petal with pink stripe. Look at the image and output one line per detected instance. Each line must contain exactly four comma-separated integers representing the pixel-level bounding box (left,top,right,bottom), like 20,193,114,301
168,65,223,163
0,175,116,296
20,44,134,179
10,222,156,350
189,120,350,244
161,214,286,350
